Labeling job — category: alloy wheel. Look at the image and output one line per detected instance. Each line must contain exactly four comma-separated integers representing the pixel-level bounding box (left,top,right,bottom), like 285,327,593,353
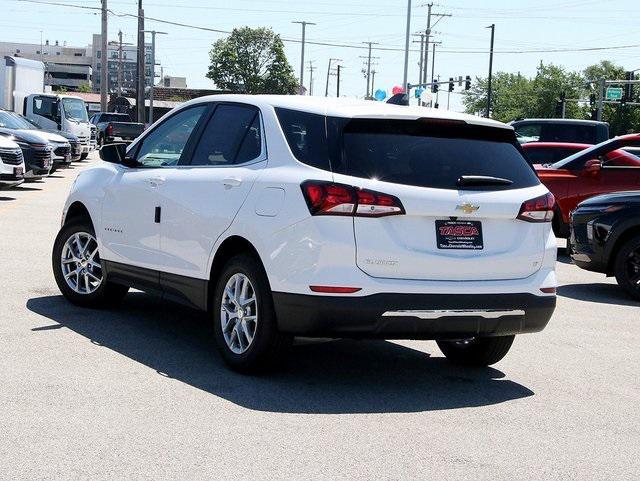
624,246,640,290
60,232,103,294
220,273,258,355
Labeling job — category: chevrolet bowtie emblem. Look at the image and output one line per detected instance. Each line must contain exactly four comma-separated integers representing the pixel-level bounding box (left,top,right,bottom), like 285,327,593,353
456,203,480,214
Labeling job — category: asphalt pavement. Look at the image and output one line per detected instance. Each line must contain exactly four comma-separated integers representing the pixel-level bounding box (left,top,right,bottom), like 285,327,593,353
1,154,638,480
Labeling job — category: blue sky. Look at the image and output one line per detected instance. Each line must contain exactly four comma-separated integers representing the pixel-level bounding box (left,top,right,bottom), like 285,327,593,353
4,0,640,111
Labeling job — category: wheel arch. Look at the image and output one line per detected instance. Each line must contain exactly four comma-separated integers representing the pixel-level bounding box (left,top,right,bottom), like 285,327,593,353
606,224,640,275
64,201,94,227
207,235,269,311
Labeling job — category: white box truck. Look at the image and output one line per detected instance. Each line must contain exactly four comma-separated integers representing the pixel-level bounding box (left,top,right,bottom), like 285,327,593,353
0,56,96,159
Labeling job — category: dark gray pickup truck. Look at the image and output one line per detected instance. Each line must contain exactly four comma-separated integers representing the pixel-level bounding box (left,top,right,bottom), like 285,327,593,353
90,112,145,146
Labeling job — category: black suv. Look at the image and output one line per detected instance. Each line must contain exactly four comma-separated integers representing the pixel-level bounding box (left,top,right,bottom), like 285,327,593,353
570,191,640,300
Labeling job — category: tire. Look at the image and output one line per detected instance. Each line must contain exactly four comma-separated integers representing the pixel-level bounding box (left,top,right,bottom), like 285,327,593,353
436,335,515,367
49,164,57,175
52,217,128,308
212,254,292,374
613,235,640,301
80,153,88,160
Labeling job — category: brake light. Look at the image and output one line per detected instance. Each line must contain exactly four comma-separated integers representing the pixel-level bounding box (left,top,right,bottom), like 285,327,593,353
517,192,555,223
301,181,405,217
106,124,113,136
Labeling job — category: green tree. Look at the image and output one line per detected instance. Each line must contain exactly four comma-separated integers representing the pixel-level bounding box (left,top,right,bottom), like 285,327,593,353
206,27,298,94
76,82,92,93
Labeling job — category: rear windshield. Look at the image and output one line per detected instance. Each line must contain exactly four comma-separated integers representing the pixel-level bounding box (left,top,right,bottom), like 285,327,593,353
276,108,539,191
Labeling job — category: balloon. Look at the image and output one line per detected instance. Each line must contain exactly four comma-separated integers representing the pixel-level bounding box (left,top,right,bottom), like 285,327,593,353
414,88,424,99
392,85,405,95
374,89,387,101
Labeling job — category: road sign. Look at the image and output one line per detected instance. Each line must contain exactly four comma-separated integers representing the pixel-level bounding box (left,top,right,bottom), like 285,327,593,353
606,87,623,101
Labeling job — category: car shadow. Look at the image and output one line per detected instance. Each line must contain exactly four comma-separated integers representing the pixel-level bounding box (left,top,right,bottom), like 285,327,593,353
26,293,534,414
12,185,42,191
557,283,639,307
0,196,16,201
557,248,573,264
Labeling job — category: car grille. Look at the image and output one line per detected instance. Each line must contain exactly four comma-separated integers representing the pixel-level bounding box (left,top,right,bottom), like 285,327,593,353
33,149,52,168
0,148,24,165
54,145,71,158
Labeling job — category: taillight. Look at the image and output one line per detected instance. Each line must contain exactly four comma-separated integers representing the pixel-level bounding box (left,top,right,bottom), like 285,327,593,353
106,124,113,136
517,192,555,223
301,181,405,217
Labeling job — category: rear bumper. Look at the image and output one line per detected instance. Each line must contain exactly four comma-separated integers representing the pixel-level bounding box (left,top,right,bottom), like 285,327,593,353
273,292,555,339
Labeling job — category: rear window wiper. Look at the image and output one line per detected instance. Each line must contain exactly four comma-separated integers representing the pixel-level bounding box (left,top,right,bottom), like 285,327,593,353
456,175,513,187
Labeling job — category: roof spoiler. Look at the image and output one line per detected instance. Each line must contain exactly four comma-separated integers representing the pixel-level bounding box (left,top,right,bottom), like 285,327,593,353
386,93,409,106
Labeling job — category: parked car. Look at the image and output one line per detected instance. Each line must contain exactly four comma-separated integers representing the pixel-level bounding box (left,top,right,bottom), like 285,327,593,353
570,191,640,300
13,113,82,162
510,119,609,145
52,96,557,373
535,134,640,237
0,135,25,189
0,128,51,181
90,112,145,147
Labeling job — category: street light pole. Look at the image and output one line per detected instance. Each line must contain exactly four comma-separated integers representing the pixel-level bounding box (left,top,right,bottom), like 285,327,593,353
486,23,495,118
136,0,145,123
100,0,108,112
292,21,316,94
141,30,167,125
402,0,411,93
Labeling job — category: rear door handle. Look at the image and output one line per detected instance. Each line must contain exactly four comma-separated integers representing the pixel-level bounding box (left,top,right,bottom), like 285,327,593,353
223,177,242,188
149,176,165,187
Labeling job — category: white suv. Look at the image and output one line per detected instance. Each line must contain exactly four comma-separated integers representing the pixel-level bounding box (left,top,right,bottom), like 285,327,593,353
52,95,557,373
0,135,25,189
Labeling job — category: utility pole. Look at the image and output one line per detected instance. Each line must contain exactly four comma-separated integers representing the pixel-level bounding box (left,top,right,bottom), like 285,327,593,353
136,0,145,123
420,4,449,105
430,42,436,106
292,21,316,94
597,77,605,121
336,64,342,97
361,42,379,98
141,30,167,125
402,0,411,93
325,58,341,97
307,61,316,96
117,30,123,95
486,23,495,118
100,0,108,112
371,69,377,95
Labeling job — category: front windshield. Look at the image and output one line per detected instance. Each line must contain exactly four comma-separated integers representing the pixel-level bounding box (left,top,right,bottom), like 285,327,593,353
0,110,33,129
62,98,89,122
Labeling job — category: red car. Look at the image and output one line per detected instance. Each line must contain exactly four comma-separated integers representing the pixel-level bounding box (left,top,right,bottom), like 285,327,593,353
533,135,640,237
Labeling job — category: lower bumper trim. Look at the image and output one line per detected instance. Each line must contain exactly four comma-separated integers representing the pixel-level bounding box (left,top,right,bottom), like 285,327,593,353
273,292,555,339
382,309,526,319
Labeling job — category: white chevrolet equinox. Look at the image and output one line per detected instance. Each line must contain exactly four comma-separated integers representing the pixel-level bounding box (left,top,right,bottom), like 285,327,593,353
52,95,557,373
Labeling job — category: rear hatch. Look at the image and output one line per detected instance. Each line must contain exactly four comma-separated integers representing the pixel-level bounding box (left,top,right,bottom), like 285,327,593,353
111,122,145,139
329,118,548,281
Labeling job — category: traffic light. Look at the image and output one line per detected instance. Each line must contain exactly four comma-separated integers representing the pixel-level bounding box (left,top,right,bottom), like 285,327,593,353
624,71,634,100
448,77,454,92
432,82,439,93
589,93,596,108
465,75,471,90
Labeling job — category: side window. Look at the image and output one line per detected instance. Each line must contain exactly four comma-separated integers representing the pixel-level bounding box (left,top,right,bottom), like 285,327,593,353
135,105,207,167
190,104,262,166
33,96,59,120
275,108,331,171
515,124,541,141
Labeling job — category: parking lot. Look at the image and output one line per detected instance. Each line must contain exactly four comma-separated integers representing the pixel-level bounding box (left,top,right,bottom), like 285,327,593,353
1,153,638,480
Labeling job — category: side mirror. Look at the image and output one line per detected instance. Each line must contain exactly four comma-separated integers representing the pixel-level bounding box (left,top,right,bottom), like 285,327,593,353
583,158,601,176
100,143,130,165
